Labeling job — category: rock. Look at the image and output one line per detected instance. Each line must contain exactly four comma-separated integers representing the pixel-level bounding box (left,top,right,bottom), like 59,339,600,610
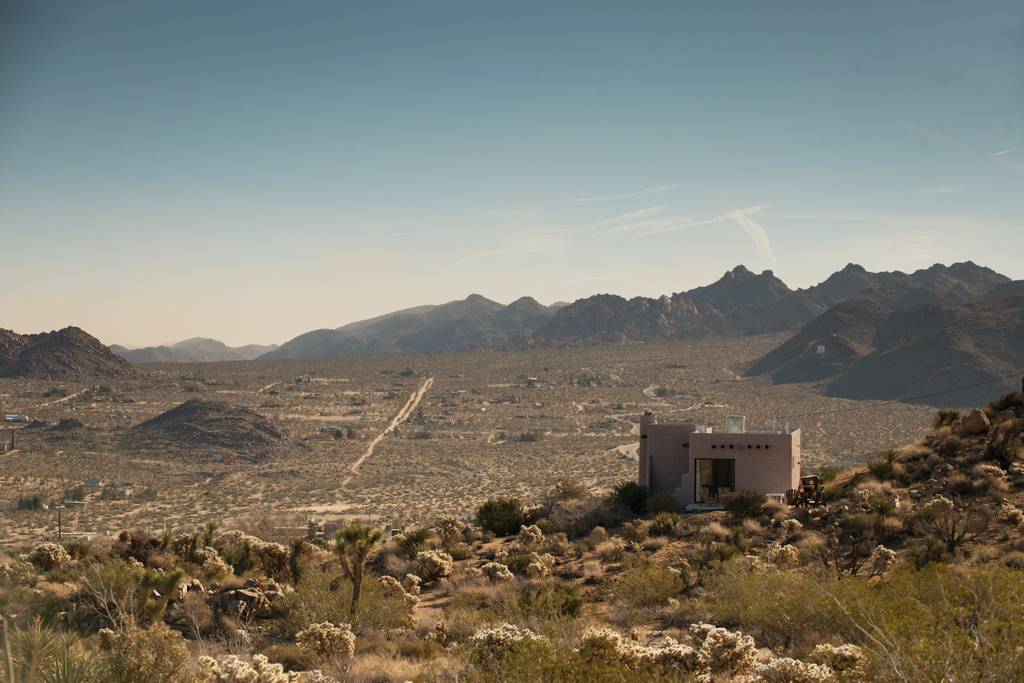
995,409,1017,425
960,409,992,435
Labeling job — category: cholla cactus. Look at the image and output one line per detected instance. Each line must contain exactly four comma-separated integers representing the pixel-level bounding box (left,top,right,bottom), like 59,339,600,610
467,623,547,657
525,553,553,578
0,558,37,586
919,495,955,517
975,463,1006,479
415,550,454,582
480,561,514,582
1001,502,1024,528
194,545,232,577
577,628,696,671
689,623,758,681
28,542,71,570
426,620,453,647
754,657,833,682
807,643,865,675
378,575,419,609
764,543,801,569
863,545,897,578
434,515,464,549
401,573,422,595
295,622,356,661
782,519,803,536
199,653,332,682
518,524,544,549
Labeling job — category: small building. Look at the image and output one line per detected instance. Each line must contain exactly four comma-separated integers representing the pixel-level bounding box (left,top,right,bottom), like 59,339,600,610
638,411,801,508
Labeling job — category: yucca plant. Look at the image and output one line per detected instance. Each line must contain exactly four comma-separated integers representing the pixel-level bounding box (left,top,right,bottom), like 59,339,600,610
335,521,383,616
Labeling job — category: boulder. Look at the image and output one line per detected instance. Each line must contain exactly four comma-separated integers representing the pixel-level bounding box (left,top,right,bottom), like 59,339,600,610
959,409,991,435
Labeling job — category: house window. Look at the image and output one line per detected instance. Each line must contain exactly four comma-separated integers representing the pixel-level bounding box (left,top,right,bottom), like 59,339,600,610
694,458,736,504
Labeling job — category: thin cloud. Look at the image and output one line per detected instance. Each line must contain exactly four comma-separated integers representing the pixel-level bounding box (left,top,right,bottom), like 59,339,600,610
594,206,665,227
559,184,677,204
602,203,777,267
728,206,777,268
909,185,962,195
993,148,1018,157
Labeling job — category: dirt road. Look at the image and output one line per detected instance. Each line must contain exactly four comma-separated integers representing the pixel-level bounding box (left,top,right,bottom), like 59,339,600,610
341,377,433,487
37,387,92,408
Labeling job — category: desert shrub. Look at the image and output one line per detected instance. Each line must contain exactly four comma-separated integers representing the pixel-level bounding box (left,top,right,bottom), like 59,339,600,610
27,543,71,571
260,644,317,672
913,495,984,554
395,527,431,558
611,481,648,514
97,622,199,683
646,491,681,514
622,519,649,543
542,496,629,538
817,465,839,483
550,477,589,501
699,559,852,650
867,450,898,482
649,512,682,537
722,489,766,520
464,624,560,680
281,567,410,634
477,497,526,536
984,428,1021,469
612,557,685,608
73,558,185,630
434,514,465,550
15,494,47,511
518,524,544,548
934,409,961,428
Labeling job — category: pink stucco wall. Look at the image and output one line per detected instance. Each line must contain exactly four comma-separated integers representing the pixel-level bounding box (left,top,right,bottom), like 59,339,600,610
638,415,800,506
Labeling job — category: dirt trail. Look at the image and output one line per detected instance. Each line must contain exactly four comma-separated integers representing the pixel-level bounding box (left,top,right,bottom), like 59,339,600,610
259,381,283,393
37,387,92,408
341,377,433,487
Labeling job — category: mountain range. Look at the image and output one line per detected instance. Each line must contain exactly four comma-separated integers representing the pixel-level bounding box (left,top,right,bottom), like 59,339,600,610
747,279,1024,406
111,338,278,364
262,295,565,359
264,260,1011,358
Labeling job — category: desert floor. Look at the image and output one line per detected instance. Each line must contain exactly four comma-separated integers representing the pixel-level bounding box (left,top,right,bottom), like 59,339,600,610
0,336,936,545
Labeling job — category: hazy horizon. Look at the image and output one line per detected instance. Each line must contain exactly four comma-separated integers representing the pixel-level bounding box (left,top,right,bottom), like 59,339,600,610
2,1,1022,347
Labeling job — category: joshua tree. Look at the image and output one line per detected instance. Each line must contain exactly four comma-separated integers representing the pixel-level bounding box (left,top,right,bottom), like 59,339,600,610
335,521,384,617
288,537,307,584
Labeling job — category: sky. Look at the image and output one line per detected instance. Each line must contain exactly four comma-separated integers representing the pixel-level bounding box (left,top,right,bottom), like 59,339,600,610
1,1,1022,347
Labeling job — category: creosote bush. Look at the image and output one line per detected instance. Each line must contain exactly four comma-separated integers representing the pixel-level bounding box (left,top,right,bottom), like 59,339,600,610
476,497,527,536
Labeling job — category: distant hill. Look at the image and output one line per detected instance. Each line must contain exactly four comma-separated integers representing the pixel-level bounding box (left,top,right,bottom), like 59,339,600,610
126,398,282,459
748,280,1024,406
264,262,1011,359
538,261,1008,344
112,338,279,363
0,327,135,380
263,294,562,359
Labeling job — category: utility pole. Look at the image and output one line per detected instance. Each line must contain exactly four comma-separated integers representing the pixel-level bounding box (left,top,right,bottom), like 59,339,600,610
57,506,63,541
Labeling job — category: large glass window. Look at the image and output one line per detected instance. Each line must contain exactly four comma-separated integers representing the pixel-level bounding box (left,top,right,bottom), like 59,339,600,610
695,458,735,503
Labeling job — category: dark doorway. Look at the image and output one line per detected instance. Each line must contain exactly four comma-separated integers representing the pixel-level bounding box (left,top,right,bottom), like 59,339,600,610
694,458,735,503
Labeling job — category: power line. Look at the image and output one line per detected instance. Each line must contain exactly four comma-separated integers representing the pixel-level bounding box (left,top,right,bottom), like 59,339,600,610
781,370,1023,421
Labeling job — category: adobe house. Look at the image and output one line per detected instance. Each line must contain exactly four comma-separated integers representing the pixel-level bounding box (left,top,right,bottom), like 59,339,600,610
637,411,801,508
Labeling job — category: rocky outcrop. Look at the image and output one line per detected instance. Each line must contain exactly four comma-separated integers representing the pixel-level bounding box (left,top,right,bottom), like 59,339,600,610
0,327,135,380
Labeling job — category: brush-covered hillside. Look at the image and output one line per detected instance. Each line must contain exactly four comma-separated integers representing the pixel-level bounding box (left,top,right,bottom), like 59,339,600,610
1,390,1023,681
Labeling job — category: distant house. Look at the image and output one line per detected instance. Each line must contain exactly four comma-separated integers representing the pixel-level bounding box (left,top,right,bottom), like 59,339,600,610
638,411,801,508
4,415,30,423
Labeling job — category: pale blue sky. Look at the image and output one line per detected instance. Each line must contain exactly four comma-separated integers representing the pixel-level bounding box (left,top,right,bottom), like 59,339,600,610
1,1,1022,346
